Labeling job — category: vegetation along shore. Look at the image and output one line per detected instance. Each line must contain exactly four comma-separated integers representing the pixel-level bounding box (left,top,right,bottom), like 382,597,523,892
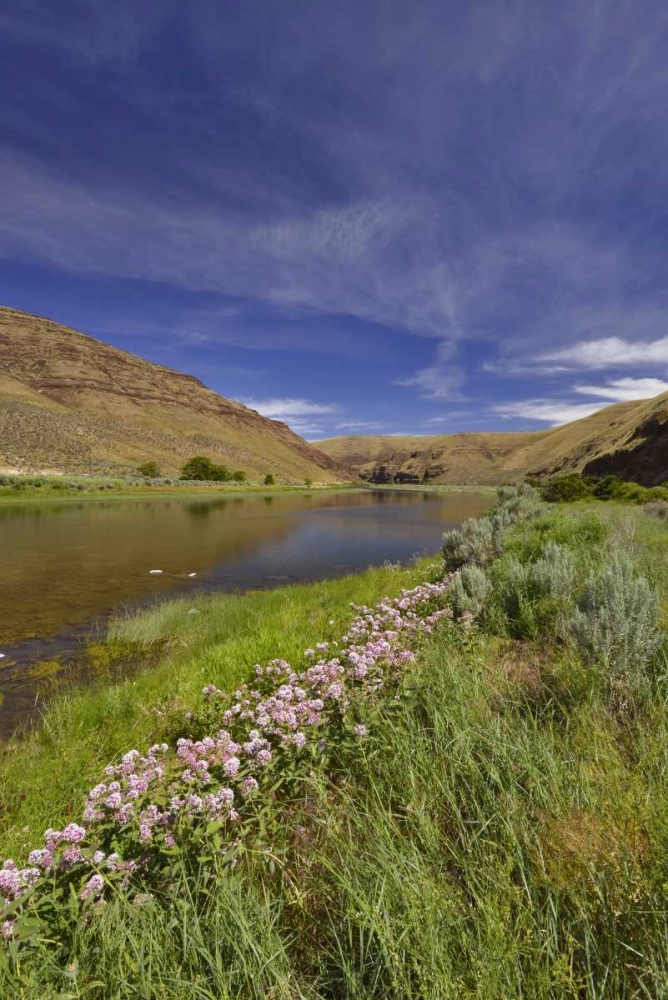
0,483,667,996
0,473,353,504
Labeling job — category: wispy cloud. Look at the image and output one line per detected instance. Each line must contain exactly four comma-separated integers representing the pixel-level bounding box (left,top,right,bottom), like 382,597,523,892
240,398,340,420
493,376,668,428
4,0,668,415
574,377,668,401
494,400,608,426
0,1,167,66
540,338,668,371
394,341,464,400
238,398,341,439
334,420,384,432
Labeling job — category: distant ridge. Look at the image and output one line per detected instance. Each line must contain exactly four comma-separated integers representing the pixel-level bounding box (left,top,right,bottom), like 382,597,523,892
316,393,668,486
0,306,348,482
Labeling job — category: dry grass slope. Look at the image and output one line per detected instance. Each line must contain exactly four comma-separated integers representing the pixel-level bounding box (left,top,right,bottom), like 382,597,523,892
317,391,668,486
0,307,349,482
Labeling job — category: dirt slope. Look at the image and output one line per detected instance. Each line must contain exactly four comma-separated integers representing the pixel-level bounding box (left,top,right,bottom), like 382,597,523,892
0,307,347,481
317,392,668,486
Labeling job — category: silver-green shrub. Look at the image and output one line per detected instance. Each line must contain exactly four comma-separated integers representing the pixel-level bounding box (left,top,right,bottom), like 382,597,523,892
450,565,492,617
496,541,577,635
645,501,668,521
442,517,497,569
530,541,578,600
569,557,662,684
442,483,541,570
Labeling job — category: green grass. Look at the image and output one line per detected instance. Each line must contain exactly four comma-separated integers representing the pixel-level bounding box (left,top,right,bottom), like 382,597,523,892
0,475,355,504
3,500,668,996
0,558,431,862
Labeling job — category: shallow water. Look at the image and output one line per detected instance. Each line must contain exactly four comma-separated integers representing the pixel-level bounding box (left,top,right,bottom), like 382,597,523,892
0,488,492,732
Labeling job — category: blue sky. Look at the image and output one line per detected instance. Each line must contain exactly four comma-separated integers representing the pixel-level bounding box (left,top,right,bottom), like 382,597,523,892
2,1,668,439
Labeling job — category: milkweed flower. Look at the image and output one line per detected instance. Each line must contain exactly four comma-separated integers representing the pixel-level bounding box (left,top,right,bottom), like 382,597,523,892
1,574,455,939
79,875,104,901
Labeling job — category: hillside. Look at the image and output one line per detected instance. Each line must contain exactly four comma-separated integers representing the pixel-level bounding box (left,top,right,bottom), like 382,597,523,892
0,307,347,482
317,391,668,486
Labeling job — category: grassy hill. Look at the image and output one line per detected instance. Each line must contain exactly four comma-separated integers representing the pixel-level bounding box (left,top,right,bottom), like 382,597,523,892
0,307,347,482
317,392,668,486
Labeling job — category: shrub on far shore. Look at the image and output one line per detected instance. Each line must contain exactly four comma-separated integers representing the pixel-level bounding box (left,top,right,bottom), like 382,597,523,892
180,456,246,483
137,461,160,478
539,472,668,505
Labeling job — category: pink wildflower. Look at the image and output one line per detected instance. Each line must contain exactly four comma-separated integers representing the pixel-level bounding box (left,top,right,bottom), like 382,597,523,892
80,874,104,901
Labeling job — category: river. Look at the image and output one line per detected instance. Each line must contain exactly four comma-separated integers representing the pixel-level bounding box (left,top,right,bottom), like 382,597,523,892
0,488,492,732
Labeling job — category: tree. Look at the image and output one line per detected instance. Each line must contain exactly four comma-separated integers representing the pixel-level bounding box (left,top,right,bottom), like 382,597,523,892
232,470,246,482
137,461,160,478
264,474,275,486
304,477,313,488
181,456,217,481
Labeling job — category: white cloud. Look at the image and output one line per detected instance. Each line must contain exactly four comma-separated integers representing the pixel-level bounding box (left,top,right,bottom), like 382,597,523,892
240,398,339,419
285,422,326,437
394,341,464,400
574,377,668,401
5,0,668,410
540,337,668,370
494,377,668,428
237,397,340,440
494,400,608,426
334,420,384,431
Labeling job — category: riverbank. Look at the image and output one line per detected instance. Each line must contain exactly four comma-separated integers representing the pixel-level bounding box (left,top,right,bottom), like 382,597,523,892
364,481,498,494
0,557,434,859
0,488,488,708
1,491,668,996
0,474,357,504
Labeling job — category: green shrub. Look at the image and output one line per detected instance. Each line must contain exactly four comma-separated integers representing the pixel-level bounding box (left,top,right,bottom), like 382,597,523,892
492,541,577,638
180,456,230,481
450,565,492,617
539,472,668,506
264,474,275,486
569,557,662,690
645,500,668,521
539,474,593,502
232,470,246,482
137,461,160,478
442,484,541,570
443,516,497,569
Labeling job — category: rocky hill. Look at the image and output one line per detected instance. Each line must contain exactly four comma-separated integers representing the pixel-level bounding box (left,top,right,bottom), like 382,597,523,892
0,307,347,482
317,391,668,486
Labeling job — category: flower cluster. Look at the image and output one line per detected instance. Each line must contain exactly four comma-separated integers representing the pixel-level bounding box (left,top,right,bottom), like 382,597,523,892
0,577,453,938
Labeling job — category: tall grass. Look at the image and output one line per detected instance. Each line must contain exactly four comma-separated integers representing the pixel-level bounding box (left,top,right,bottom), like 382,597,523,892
4,628,668,997
0,560,430,861
2,500,668,996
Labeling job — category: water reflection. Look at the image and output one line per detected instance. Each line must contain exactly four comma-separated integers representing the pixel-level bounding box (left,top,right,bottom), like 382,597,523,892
0,489,492,651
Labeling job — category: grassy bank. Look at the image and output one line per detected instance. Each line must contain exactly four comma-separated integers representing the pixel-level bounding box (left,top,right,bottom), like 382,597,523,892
0,474,355,504
0,559,431,861
1,492,668,997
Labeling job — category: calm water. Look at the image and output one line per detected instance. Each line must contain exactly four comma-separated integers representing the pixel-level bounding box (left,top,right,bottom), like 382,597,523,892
0,489,491,731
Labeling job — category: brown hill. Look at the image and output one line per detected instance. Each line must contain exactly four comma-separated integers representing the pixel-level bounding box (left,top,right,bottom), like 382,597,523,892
317,392,668,486
0,306,347,482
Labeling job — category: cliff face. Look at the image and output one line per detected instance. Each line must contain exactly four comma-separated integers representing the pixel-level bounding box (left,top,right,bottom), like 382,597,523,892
582,401,668,485
0,307,347,481
317,393,668,486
